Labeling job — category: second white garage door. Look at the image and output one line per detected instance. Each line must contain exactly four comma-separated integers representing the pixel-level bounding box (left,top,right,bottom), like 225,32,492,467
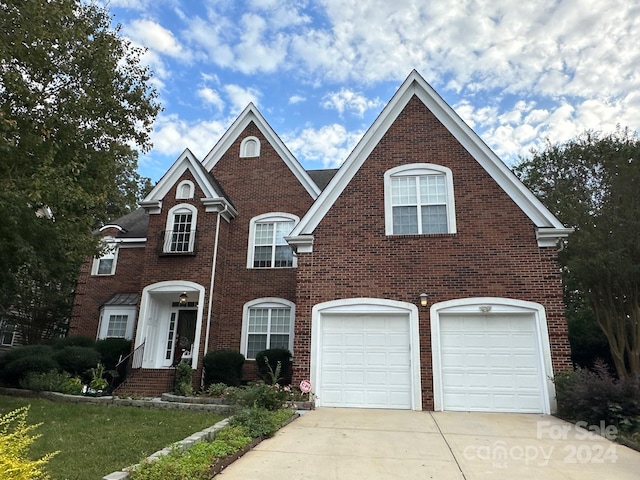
318,314,412,409
439,314,545,413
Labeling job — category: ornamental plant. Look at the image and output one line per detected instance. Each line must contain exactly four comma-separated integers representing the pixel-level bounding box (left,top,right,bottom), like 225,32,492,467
0,406,58,480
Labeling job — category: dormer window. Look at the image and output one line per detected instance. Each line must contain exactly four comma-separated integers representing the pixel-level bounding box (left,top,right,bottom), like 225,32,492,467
384,164,456,235
240,136,260,158
176,180,195,199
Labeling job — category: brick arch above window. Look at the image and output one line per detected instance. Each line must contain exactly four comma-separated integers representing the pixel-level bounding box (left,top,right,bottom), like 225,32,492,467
384,163,457,235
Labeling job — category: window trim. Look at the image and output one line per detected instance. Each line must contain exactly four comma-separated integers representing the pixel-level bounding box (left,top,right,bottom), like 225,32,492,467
97,306,136,340
240,136,261,158
164,204,198,253
91,237,119,276
246,212,299,268
384,163,456,235
240,298,295,360
176,180,195,199
0,320,16,346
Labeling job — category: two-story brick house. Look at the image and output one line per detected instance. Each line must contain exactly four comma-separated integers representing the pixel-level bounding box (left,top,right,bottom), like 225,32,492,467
70,71,572,413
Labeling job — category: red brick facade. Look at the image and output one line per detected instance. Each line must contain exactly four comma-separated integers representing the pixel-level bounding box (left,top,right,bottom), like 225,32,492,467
70,76,571,409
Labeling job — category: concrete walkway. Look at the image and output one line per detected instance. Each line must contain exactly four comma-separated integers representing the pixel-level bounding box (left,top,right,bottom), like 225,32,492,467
218,408,640,479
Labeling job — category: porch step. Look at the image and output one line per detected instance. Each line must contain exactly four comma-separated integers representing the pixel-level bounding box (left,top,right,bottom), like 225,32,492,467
115,368,176,397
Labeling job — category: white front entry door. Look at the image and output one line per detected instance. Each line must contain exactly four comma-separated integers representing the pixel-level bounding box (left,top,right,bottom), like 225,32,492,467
439,313,545,413
318,314,413,409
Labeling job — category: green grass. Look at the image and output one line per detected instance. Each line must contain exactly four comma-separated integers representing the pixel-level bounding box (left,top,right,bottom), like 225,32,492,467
0,395,225,480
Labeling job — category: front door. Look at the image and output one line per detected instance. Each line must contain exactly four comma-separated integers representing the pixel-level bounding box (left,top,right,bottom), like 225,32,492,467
174,310,197,364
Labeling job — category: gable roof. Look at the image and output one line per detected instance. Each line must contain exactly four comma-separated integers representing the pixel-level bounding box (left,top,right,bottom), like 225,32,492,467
98,207,149,239
202,103,321,199
289,70,571,249
140,149,237,221
307,169,339,191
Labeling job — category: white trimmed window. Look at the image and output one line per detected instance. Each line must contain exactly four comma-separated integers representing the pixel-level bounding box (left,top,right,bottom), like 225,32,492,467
241,299,294,359
97,306,135,340
384,164,456,235
176,180,195,199
247,213,298,268
0,320,15,346
164,204,197,253
91,238,118,275
240,136,260,158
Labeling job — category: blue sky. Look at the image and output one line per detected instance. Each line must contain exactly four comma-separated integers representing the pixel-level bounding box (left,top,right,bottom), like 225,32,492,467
104,0,640,182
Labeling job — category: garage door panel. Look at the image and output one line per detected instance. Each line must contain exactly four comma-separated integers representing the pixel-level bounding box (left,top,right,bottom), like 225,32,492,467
439,314,544,413
319,313,413,409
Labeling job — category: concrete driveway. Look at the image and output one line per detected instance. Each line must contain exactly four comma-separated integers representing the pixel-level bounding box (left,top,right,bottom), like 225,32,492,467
218,408,640,480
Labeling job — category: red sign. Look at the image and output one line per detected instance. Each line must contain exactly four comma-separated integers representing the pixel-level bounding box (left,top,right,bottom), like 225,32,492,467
299,379,312,393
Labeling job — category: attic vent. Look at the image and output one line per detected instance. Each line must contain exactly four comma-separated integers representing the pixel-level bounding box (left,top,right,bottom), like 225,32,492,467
240,136,260,158
176,180,194,199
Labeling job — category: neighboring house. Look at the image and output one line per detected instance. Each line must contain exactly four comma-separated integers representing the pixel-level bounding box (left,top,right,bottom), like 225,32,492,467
70,71,573,413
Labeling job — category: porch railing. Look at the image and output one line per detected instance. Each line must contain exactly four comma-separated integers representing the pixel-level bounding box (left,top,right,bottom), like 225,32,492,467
116,339,145,370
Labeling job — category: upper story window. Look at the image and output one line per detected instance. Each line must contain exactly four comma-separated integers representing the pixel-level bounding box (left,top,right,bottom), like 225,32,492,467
247,213,298,268
240,136,260,157
384,164,456,235
91,238,118,275
176,180,195,199
0,320,16,346
164,204,197,253
241,298,295,359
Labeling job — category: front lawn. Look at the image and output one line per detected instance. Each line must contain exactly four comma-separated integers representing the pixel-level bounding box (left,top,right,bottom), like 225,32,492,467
0,396,225,480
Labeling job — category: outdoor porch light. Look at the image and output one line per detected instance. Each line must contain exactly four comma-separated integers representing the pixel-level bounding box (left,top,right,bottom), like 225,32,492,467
419,292,428,307
179,292,188,305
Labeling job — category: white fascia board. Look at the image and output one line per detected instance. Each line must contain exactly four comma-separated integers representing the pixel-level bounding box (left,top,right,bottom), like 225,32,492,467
141,149,223,213
202,104,321,200
285,234,314,253
292,70,568,237
536,227,574,247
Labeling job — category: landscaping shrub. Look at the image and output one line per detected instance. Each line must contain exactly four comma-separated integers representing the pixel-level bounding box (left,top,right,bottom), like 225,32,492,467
1,355,60,387
230,406,294,438
555,360,640,435
48,335,97,350
95,338,132,370
174,362,194,396
19,371,83,395
231,381,288,411
130,426,252,480
0,345,55,373
204,383,238,399
53,346,101,380
0,406,58,480
202,350,245,387
255,348,292,385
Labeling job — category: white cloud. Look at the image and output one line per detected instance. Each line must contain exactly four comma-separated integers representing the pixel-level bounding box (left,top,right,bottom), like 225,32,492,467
124,19,189,59
223,84,261,113
289,95,306,104
150,114,230,159
197,88,225,111
284,124,364,168
322,89,383,117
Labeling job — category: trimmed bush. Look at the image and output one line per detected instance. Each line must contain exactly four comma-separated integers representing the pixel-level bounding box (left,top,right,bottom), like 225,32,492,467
48,336,97,350
0,345,55,372
202,350,245,387
255,348,292,385
1,355,60,387
53,346,101,380
95,338,132,371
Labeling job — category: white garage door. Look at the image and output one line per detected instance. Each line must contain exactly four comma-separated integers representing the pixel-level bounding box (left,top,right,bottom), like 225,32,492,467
439,314,544,413
319,314,412,409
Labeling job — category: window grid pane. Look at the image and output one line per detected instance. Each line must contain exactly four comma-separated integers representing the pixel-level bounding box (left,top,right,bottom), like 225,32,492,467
246,306,291,358
254,223,274,245
170,213,192,252
392,174,449,234
248,309,269,332
97,258,114,275
253,246,272,268
107,314,128,338
252,221,294,268
392,206,418,234
391,177,417,205
421,205,448,234
247,334,267,359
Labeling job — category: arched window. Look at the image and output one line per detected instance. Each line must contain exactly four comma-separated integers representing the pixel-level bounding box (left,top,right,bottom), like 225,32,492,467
247,213,298,268
384,164,456,235
164,204,198,253
176,180,195,199
241,298,295,359
240,136,260,158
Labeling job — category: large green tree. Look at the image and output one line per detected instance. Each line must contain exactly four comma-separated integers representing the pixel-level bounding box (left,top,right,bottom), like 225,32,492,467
0,0,160,342
515,128,640,377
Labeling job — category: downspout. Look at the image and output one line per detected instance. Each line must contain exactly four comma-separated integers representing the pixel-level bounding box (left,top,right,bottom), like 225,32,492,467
203,203,227,377
204,205,227,354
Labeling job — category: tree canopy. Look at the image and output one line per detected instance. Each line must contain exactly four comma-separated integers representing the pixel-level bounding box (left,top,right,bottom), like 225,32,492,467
514,128,640,377
0,0,160,342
